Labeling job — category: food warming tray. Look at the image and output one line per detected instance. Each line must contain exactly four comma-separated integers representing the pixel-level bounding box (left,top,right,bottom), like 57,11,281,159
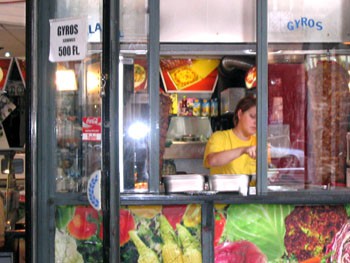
163,174,205,193
208,174,250,196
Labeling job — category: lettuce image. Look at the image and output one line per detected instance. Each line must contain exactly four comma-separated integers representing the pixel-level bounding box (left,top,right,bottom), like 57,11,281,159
225,204,294,261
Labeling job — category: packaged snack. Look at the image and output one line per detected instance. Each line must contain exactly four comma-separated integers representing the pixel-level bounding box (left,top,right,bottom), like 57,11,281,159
193,99,201,116
211,98,218,117
201,99,210,117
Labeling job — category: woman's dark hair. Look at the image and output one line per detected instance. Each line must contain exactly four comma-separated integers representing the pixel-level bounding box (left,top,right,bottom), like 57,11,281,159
233,95,256,126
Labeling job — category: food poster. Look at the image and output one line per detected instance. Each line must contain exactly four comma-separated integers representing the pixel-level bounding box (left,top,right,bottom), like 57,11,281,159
214,204,350,263
55,205,103,262
160,59,220,93
15,57,26,85
55,204,202,262
0,58,13,90
134,59,147,92
121,204,202,263
55,203,350,262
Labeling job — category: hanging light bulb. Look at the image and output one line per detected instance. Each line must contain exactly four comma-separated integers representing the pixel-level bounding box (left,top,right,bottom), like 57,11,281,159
87,71,100,93
55,69,77,91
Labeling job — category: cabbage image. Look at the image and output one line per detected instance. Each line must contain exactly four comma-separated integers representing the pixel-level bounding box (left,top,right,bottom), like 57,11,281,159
326,220,350,262
55,229,84,263
225,204,294,261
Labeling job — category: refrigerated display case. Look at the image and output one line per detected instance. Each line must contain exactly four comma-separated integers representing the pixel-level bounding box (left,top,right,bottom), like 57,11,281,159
29,0,350,262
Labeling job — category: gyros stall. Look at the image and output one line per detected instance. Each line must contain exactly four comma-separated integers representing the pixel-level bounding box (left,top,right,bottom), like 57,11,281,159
30,0,350,262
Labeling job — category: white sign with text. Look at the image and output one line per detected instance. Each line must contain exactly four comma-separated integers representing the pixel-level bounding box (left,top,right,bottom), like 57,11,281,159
49,17,87,62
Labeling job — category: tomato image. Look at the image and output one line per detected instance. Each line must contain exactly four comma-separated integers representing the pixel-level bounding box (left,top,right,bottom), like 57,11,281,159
99,222,103,240
67,206,99,240
162,205,187,230
214,212,226,247
119,209,136,246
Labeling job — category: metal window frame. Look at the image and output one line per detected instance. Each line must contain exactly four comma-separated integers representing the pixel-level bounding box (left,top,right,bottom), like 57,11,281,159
256,0,268,194
30,0,57,262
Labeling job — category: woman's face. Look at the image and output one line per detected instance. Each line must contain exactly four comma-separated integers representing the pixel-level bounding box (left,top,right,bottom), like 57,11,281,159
238,106,256,136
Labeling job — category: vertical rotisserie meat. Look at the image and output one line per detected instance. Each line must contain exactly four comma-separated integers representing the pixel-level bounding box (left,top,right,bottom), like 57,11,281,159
306,60,350,185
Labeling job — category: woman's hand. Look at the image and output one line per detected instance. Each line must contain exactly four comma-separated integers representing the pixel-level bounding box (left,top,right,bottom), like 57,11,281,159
206,147,245,167
206,145,256,167
244,144,271,160
244,145,256,159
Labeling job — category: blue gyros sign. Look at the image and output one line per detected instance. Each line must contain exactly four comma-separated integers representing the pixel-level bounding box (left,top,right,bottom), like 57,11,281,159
287,17,323,31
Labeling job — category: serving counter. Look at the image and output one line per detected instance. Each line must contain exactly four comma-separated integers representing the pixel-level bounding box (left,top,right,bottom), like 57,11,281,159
120,190,350,205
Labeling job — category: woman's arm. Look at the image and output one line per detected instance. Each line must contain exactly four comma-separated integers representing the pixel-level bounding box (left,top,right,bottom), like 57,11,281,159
206,145,256,167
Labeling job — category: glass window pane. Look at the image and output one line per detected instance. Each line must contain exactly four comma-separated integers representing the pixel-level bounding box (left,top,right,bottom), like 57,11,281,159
159,0,256,43
54,1,102,193
120,0,148,43
55,54,102,193
121,56,150,191
52,2,103,263
267,0,350,192
120,0,150,192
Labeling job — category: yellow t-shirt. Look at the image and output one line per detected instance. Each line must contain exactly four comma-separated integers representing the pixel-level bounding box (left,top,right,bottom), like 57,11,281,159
203,129,256,175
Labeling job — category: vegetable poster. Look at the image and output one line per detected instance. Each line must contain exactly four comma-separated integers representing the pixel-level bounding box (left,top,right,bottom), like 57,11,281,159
214,204,349,263
121,204,201,263
55,203,350,262
55,205,103,262
55,204,202,263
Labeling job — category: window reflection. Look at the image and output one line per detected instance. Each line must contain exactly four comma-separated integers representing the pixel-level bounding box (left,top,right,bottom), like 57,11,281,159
121,57,150,192
55,54,102,193
267,52,350,191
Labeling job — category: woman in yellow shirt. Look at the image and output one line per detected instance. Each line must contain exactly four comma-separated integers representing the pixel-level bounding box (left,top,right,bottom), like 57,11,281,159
204,95,257,175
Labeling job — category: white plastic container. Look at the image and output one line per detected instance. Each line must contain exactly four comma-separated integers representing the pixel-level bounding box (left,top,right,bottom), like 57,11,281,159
208,174,250,196
163,174,205,193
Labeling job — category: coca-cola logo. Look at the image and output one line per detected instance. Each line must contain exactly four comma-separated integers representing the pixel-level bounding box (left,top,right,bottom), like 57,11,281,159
82,117,102,142
85,117,100,125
